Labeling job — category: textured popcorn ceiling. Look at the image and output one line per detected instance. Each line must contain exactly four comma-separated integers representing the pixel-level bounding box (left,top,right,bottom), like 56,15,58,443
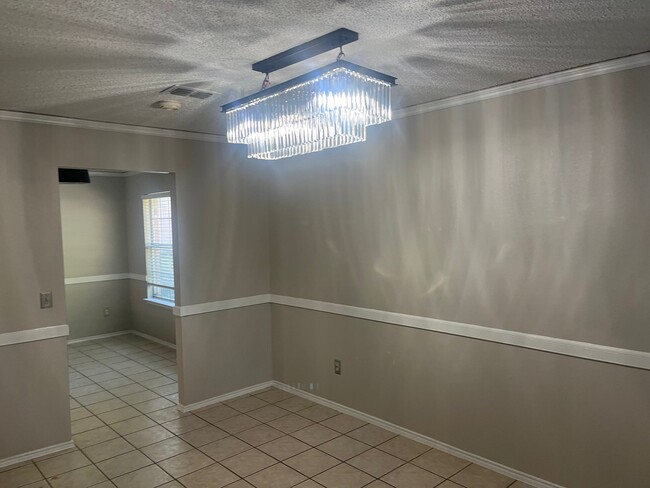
0,0,648,135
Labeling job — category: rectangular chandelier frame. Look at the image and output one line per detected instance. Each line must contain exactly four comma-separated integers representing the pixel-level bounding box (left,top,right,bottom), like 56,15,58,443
221,60,396,113
220,28,397,160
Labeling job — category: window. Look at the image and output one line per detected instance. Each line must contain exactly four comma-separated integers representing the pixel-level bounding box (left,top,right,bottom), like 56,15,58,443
142,192,175,305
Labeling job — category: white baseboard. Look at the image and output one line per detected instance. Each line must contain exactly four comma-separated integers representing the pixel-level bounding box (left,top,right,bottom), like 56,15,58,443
129,330,176,350
272,381,564,488
68,330,132,344
177,381,274,413
0,441,75,469
68,329,176,349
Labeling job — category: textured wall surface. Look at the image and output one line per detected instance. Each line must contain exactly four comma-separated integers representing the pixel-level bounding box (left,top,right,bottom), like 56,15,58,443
269,66,650,488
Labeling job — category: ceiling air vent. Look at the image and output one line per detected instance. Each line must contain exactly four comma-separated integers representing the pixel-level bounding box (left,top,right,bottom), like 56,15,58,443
162,85,216,100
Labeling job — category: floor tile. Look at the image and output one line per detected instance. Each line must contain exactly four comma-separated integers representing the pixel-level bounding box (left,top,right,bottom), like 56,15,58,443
111,415,158,435
152,384,178,396
163,415,209,435
257,435,310,461
70,384,105,398
86,398,129,415
436,482,466,488
509,482,535,488
96,450,152,478
364,481,393,488
227,395,269,413
76,391,116,406
158,449,214,478
125,425,175,448
97,406,142,425
73,426,120,449
140,437,194,463
147,406,189,424
109,383,147,397
112,464,173,488
178,462,240,488
236,425,284,447
253,389,294,404
98,378,135,390
292,424,340,447
0,463,43,487
36,450,92,477
283,448,340,477
380,463,444,487
47,465,107,488
194,404,240,424
313,463,374,488
216,414,262,434
246,405,290,423
122,390,161,405
82,437,135,463
376,436,429,461
245,463,306,488
411,448,471,478
267,414,314,434
220,449,277,478
225,481,255,488
139,376,175,389
296,405,339,422
347,425,397,446
320,414,367,434
318,436,370,461
133,397,175,414
71,407,94,421
274,396,315,413
71,416,106,435
293,481,324,488
450,464,514,488
347,448,404,477
18,480,53,488
178,425,229,447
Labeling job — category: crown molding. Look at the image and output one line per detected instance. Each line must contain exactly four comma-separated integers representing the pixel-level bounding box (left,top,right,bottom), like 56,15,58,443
393,51,650,119
1,52,647,142
0,110,227,143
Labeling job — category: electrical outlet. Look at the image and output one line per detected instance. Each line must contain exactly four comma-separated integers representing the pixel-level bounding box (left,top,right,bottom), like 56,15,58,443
334,359,341,375
40,292,53,309
103,307,111,317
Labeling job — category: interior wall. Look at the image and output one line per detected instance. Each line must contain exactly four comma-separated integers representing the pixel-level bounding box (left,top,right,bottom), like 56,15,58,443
125,172,176,344
269,65,650,488
0,120,271,460
60,176,131,339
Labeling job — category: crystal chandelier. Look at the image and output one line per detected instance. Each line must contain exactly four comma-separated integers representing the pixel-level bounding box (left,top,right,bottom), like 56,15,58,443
221,29,396,160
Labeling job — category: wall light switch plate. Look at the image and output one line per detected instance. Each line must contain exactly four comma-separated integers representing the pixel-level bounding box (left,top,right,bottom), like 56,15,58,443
40,292,53,309
334,359,342,375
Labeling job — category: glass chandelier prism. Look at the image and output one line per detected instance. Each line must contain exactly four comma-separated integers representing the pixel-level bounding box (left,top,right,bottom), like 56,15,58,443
222,60,396,160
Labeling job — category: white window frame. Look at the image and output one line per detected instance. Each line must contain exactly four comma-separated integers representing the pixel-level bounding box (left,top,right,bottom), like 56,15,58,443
142,191,175,307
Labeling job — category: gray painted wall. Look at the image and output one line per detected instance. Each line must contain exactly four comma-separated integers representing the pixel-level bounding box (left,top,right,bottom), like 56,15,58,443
0,119,270,459
60,176,132,338
269,65,650,488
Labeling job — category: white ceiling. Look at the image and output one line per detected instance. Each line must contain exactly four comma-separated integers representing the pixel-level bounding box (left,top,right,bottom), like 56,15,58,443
1,0,648,135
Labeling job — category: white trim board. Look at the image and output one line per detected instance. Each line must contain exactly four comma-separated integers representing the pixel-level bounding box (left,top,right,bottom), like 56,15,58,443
64,273,145,285
272,381,563,488
173,294,271,317
177,381,274,413
0,110,227,143
0,325,69,347
1,53,648,142
68,329,176,350
393,51,650,119
174,293,650,370
0,441,75,469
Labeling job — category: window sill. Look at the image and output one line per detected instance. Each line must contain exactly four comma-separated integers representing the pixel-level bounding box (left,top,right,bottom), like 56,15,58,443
143,297,175,310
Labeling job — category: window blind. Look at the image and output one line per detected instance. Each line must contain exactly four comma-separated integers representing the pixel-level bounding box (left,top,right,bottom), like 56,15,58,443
142,192,175,304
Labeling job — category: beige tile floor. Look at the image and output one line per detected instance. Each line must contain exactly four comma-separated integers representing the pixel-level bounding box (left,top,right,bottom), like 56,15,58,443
0,334,535,488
